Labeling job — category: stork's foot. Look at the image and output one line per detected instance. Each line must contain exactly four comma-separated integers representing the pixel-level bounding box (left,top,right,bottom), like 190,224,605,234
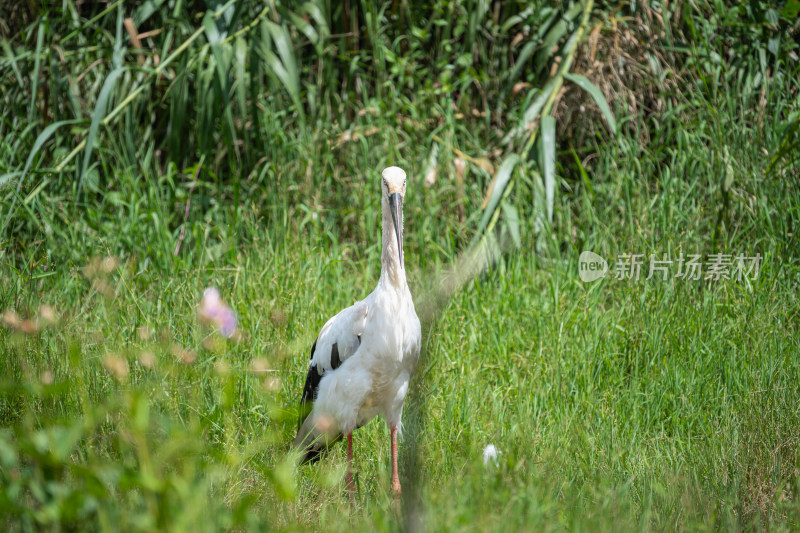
391,478,402,498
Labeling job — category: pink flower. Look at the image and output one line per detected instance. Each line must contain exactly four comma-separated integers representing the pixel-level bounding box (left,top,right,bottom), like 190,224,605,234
198,288,238,338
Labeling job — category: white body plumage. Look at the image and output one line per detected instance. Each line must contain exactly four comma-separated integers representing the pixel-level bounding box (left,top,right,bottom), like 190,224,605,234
307,278,420,435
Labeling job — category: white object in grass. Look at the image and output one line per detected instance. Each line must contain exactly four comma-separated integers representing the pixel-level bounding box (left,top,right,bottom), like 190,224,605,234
483,444,500,467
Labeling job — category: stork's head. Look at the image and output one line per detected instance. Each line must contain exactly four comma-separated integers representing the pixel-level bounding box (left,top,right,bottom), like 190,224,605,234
381,166,407,267
381,166,407,197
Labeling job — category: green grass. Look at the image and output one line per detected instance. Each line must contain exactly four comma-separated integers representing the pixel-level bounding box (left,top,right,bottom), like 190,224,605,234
2,99,799,528
1,207,798,530
1,0,800,530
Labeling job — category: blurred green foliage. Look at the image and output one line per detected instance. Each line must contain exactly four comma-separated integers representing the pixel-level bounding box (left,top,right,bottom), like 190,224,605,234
1,0,797,265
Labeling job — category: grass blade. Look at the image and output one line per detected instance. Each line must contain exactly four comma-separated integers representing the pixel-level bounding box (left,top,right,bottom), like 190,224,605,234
540,115,556,223
1,40,24,89
234,36,247,118
287,11,319,47
502,6,535,32
767,111,799,173
535,18,567,74
502,78,557,145
265,21,300,102
571,147,593,198
80,67,126,189
259,21,305,126
500,200,521,247
476,154,520,238
28,20,45,122
203,11,231,88
509,41,537,83
301,1,330,41
564,72,617,135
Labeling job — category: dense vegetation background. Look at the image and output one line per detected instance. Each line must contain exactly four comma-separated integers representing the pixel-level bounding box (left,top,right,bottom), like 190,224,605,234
1,0,799,530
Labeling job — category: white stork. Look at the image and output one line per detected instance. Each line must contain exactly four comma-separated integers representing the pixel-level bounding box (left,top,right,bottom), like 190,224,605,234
294,166,421,498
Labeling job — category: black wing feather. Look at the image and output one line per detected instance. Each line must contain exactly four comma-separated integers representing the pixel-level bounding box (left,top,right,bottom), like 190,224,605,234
330,342,341,370
298,340,320,430
296,341,344,463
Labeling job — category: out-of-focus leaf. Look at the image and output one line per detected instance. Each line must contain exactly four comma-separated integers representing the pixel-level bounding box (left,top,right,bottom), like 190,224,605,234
266,21,300,100
503,78,557,144
765,8,780,24
234,36,247,114
302,1,330,40
472,157,494,174
80,67,126,189
564,73,617,135
1,39,24,87
288,12,319,47
502,5,535,31
571,147,593,197
541,115,556,223
767,37,780,56
424,144,439,187
50,423,85,462
268,455,297,500
477,154,520,237
28,20,45,122
783,0,800,18
723,146,734,191
535,4,582,73
258,20,304,124
0,171,22,188
501,200,521,248
509,41,537,83
536,19,567,73
132,0,167,26
767,112,800,172
0,429,18,467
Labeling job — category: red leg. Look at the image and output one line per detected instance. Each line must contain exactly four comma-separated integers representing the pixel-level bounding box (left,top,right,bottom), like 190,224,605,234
346,433,355,504
390,424,401,496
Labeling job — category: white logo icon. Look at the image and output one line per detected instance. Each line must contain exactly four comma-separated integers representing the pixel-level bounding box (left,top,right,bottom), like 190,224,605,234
578,251,608,282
